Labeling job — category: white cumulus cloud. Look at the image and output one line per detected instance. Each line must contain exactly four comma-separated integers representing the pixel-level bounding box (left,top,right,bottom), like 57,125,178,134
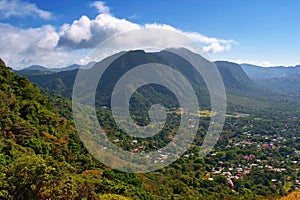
0,0,52,19
90,1,110,14
0,23,83,69
60,15,92,44
59,13,141,48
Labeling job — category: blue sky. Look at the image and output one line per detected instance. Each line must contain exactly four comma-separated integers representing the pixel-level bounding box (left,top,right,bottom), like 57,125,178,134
0,0,299,68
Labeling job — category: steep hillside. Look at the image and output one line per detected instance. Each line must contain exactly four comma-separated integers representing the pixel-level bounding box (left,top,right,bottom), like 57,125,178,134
215,61,254,90
0,60,153,199
22,69,77,98
157,52,255,91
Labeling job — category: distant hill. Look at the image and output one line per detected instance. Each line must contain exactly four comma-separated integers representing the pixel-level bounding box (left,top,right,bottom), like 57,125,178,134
55,64,80,72
17,62,96,73
257,73,300,94
241,63,300,80
22,65,49,71
241,64,300,95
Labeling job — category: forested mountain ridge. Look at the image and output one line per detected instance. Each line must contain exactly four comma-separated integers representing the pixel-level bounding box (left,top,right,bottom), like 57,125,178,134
16,51,300,98
16,49,278,112
18,51,256,94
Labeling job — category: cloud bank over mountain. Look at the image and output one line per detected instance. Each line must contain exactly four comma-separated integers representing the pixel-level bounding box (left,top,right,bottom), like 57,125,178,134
0,1,235,69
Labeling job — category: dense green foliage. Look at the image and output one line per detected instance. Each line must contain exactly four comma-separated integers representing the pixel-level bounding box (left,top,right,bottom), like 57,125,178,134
2,53,300,200
0,62,153,199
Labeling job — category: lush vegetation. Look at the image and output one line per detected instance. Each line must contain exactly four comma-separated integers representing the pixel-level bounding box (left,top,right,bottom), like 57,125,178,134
0,61,153,199
2,54,300,200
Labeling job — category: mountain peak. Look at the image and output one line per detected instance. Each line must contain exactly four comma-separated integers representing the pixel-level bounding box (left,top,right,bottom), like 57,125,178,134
23,65,49,71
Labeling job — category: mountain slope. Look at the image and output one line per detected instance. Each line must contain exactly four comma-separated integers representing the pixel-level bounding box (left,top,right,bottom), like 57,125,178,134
18,49,268,111
23,69,77,98
157,51,255,91
257,73,300,94
17,48,300,114
215,61,254,90
0,60,153,199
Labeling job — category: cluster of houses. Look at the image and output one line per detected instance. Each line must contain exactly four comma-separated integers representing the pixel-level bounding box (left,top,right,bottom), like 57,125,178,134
206,126,300,189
